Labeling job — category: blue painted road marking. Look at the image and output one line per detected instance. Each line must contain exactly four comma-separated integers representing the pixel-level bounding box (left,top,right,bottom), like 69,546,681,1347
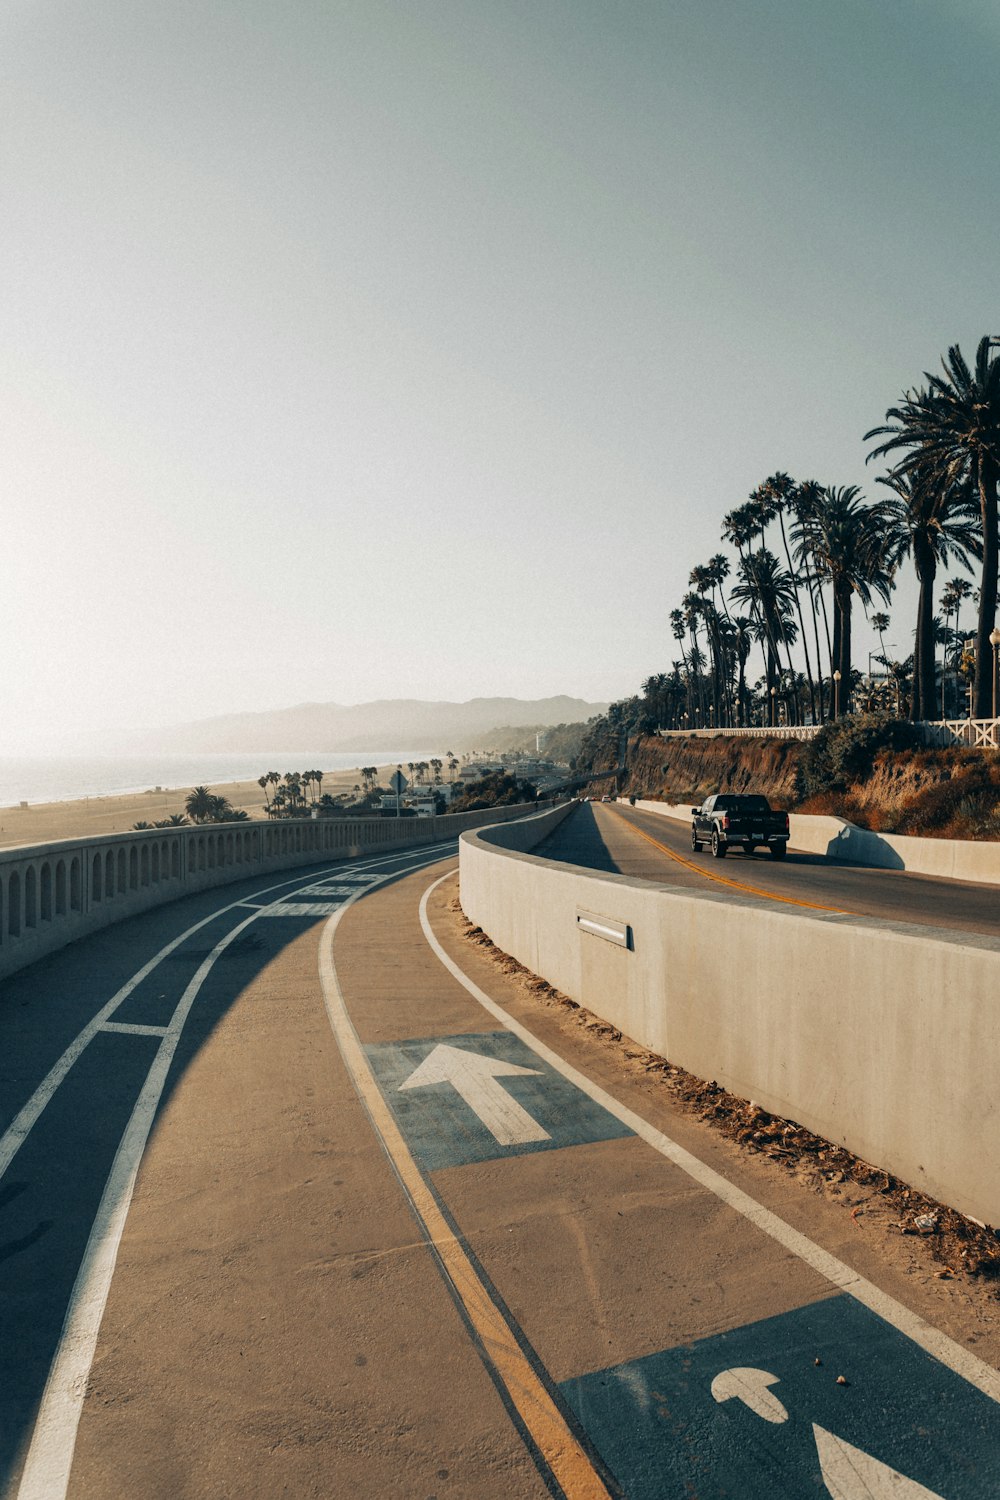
364,1031,633,1171
562,1294,1000,1498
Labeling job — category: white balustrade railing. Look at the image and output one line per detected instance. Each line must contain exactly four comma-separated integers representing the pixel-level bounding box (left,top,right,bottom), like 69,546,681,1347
659,719,1000,748
0,802,550,983
657,726,822,742
920,718,1000,749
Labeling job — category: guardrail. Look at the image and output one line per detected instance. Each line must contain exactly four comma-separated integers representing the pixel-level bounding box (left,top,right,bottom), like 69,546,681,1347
459,803,1000,1226
0,802,551,984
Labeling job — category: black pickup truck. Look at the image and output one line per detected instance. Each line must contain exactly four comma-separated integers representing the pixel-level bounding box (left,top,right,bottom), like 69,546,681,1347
690,794,790,860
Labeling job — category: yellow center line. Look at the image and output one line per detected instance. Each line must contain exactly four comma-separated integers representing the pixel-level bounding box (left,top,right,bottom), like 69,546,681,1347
611,807,856,917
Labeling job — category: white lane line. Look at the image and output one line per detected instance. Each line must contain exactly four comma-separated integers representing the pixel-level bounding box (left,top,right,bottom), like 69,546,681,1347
101,1023,168,1038
14,844,453,1500
418,872,1000,1405
0,846,444,1185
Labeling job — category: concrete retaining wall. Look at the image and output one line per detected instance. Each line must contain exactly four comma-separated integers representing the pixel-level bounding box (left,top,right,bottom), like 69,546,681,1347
0,802,548,984
629,799,1000,886
461,807,1000,1226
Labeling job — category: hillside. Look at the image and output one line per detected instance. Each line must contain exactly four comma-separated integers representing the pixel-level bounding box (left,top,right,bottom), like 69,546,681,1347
132,696,609,755
582,724,1000,841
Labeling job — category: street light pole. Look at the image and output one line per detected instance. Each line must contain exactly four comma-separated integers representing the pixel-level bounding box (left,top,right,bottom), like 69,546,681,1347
833,669,841,719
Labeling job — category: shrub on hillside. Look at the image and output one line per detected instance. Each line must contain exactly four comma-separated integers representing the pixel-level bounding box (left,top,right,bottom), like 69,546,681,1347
798,714,922,799
451,771,537,812
893,765,1000,836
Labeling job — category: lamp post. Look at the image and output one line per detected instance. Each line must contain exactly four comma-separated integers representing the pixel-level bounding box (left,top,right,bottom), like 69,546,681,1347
770,684,777,728
833,669,841,719
991,626,1000,721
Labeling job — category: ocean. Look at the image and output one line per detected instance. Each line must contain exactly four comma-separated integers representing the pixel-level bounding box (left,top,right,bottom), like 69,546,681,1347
0,752,445,808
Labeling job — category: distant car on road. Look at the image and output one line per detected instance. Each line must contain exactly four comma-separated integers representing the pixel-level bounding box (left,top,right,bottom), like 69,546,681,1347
690,794,789,860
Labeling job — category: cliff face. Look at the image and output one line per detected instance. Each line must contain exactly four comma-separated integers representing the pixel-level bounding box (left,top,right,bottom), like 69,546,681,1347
597,732,1000,840
614,734,803,807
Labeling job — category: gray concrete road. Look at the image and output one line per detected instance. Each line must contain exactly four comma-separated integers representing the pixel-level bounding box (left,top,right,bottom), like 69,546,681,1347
536,802,1000,937
1,835,998,1498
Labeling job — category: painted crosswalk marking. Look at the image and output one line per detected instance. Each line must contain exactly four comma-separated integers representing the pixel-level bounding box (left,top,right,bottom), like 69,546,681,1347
257,901,346,917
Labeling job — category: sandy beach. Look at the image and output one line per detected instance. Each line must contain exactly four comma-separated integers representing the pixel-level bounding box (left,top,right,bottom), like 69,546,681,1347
0,763,404,851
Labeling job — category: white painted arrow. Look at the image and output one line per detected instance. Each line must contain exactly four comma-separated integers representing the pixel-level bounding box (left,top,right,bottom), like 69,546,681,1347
711,1367,788,1424
813,1424,944,1499
399,1044,550,1146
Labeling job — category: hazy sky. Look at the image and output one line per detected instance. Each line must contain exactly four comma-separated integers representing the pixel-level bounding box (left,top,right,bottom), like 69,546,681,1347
2,1,998,752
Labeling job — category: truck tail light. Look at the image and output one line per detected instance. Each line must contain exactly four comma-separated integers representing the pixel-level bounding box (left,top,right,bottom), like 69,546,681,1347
722,815,731,830
784,813,789,831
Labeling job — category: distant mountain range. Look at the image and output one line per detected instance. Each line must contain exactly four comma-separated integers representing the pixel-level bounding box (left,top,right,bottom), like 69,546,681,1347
132,697,609,755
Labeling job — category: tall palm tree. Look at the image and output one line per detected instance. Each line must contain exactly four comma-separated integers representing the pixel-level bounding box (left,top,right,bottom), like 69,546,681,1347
730,550,798,723
877,466,981,720
794,480,836,716
670,607,694,720
792,486,894,715
762,472,819,723
866,339,1000,715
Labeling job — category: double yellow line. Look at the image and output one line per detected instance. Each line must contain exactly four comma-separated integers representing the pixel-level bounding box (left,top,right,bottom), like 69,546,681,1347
612,808,854,917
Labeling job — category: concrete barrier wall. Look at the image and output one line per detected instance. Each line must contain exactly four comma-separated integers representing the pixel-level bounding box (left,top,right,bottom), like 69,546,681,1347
0,802,549,984
460,812,1000,1226
628,799,1000,886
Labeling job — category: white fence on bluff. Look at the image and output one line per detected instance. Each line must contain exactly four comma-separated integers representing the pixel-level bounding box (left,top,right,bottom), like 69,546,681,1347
657,719,1000,747
0,803,549,983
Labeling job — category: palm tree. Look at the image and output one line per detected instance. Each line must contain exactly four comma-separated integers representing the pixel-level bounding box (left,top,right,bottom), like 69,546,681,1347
792,486,894,715
759,472,819,722
670,607,694,720
728,616,754,725
866,339,1000,715
185,786,217,824
877,466,980,719
730,550,798,723
258,774,272,816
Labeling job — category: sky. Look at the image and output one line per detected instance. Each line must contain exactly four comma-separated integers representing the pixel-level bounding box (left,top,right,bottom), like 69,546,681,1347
1,0,998,753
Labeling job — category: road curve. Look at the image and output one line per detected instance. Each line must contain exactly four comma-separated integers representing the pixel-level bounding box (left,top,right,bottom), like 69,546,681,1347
1,832,998,1498
535,802,1000,937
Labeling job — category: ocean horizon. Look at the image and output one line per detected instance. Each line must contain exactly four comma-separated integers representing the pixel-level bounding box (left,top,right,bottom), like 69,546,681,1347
0,751,447,809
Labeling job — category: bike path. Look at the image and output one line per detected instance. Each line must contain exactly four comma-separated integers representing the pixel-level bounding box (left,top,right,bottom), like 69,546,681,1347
2,843,998,1497
328,864,1000,1498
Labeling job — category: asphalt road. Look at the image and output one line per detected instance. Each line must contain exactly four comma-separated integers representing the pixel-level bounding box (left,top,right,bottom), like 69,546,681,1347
2,833,999,1498
535,802,1000,938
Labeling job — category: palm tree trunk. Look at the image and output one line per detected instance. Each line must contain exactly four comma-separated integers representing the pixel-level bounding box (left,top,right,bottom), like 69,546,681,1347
831,603,841,715
838,588,853,715
913,536,936,722
973,455,999,717
778,511,817,723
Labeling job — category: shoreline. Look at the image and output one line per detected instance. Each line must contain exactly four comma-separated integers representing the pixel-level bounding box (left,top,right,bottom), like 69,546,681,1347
0,763,406,851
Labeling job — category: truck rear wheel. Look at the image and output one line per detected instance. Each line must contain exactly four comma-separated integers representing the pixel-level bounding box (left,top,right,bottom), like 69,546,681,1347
770,843,787,860
711,829,727,858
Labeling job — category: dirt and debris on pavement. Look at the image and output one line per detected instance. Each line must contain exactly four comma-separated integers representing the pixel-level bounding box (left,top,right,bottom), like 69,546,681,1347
453,901,1000,1295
